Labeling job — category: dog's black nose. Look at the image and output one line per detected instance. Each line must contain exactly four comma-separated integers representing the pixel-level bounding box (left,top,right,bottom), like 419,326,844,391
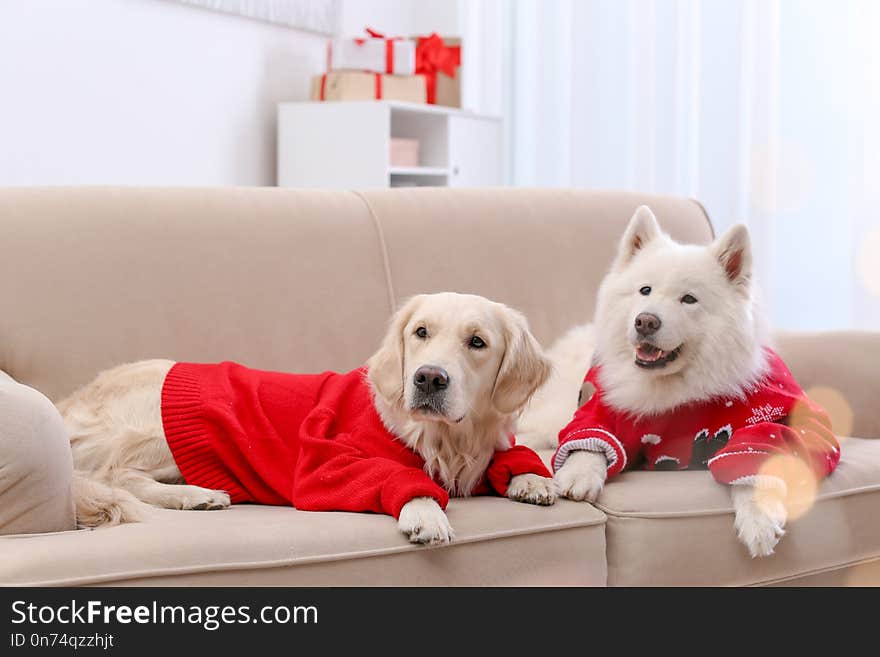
413,366,449,394
635,313,662,336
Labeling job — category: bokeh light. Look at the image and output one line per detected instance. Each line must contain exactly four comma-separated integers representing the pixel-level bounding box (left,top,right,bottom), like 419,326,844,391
758,454,818,521
856,226,880,297
804,386,854,437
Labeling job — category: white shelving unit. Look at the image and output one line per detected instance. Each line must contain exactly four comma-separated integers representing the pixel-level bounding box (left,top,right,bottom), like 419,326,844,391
387,166,449,176
277,101,502,189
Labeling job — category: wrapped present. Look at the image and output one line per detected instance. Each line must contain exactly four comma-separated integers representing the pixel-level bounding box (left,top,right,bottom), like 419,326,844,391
390,138,420,167
310,71,427,103
328,28,416,75
415,33,461,107
318,28,462,107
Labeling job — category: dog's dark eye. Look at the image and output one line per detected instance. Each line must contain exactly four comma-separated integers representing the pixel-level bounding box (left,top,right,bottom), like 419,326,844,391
469,336,486,349
681,294,698,304
415,326,428,339
639,286,652,296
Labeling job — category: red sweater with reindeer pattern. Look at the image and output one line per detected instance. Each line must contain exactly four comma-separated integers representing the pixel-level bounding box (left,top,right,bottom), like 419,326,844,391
552,349,840,488
161,362,550,518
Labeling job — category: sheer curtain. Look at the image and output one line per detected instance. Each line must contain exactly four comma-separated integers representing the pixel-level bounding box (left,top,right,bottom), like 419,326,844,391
486,0,880,330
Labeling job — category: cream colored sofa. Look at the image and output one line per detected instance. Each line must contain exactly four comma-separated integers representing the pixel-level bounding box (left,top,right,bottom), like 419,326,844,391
1,187,878,586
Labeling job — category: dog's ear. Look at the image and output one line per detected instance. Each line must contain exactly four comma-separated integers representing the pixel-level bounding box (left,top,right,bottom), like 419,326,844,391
712,224,752,290
613,205,662,269
492,306,552,415
367,295,423,405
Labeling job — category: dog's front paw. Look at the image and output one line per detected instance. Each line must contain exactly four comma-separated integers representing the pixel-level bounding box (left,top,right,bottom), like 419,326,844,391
732,485,787,558
507,473,557,506
555,451,607,502
397,497,454,545
180,487,231,511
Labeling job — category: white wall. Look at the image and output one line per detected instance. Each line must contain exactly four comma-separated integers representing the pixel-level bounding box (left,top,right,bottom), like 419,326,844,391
0,0,463,187
0,0,330,186
339,0,458,37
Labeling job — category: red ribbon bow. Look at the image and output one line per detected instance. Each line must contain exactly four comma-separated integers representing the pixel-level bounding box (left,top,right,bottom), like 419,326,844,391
415,33,461,104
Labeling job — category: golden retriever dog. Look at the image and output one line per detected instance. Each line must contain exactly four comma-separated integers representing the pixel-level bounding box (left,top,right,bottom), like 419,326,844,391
61,292,555,544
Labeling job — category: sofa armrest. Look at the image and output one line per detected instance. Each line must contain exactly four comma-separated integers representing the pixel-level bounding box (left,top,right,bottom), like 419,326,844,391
773,331,880,439
0,370,76,536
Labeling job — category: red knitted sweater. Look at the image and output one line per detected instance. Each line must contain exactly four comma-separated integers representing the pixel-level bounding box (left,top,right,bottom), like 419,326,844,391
552,349,840,487
161,362,550,518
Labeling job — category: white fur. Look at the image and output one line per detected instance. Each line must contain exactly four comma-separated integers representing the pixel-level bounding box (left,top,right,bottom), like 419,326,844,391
554,451,607,502
517,323,596,450
62,293,554,545
506,473,558,505
539,206,784,557
593,209,769,417
731,484,787,557
397,497,455,545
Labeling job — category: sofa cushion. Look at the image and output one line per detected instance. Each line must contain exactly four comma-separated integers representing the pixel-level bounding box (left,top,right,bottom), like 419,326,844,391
359,188,713,346
0,370,75,534
0,372,75,535
580,436,880,586
0,188,395,401
0,497,606,586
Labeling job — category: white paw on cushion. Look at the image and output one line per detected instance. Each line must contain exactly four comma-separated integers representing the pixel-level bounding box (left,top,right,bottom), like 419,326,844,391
507,473,557,506
555,450,607,503
397,497,454,545
732,484,787,558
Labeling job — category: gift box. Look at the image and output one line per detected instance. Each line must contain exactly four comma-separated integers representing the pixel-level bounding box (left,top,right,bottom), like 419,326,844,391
414,33,461,107
328,28,416,75
310,71,427,103
389,138,420,167
322,28,462,107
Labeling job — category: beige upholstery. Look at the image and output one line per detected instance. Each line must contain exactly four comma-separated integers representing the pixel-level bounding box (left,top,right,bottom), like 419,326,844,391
0,371,75,535
0,498,606,587
360,188,713,345
0,187,394,402
774,331,880,440
0,187,712,400
0,186,876,586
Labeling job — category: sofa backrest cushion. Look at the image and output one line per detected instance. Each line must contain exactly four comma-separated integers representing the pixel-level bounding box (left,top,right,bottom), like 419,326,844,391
0,187,712,400
361,188,713,346
0,188,394,400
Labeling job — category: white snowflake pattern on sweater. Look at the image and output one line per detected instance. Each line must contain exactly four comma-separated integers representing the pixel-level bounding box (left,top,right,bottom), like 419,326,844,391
745,403,785,425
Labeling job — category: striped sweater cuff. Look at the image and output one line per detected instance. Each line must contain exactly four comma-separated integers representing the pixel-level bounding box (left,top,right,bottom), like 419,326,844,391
728,474,788,495
707,448,773,487
552,427,626,476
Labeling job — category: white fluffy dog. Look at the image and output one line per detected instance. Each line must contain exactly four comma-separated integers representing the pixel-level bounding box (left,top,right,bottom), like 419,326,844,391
519,206,835,557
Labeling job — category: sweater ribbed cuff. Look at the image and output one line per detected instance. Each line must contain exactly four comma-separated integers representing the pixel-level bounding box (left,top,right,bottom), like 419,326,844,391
553,428,625,476
380,469,449,519
729,474,788,495
161,363,247,503
707,448,772,487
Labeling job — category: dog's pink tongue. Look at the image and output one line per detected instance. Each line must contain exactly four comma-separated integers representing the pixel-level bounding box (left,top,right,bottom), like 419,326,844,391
637,343,663,361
